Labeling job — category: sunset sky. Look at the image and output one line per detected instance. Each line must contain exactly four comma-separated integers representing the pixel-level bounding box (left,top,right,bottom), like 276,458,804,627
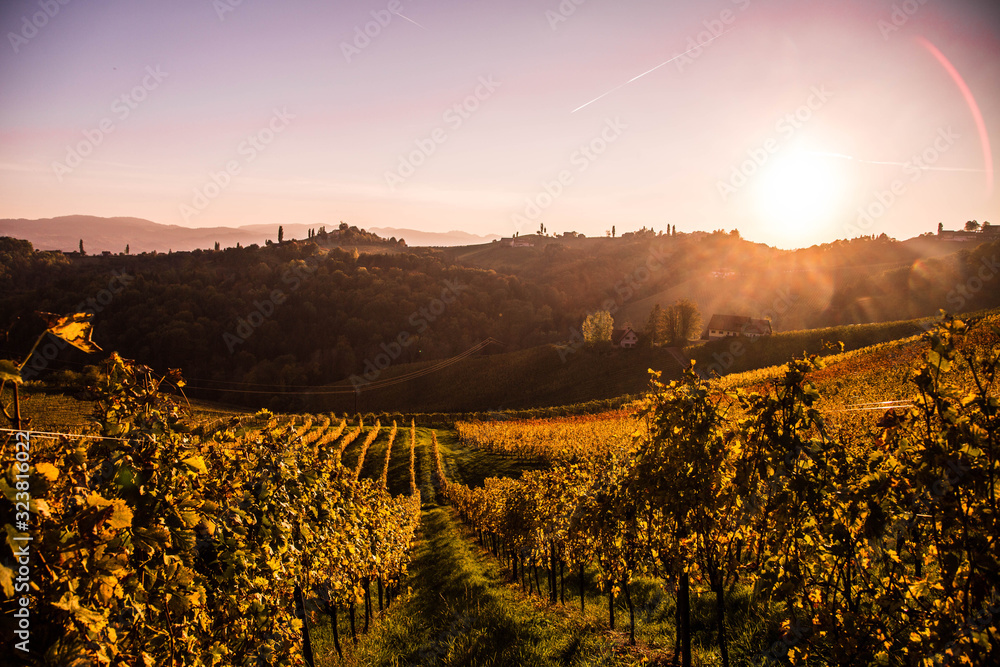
1,0,998,248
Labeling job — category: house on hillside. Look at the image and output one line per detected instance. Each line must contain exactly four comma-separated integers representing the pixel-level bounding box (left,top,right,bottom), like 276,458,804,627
706,314,772,340
612,325,639,349
937,222,998,241
937,229,978,242
499,237,534,247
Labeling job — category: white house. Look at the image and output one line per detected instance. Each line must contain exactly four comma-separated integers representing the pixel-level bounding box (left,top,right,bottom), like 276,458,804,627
706,314,772,340
612,325,639,349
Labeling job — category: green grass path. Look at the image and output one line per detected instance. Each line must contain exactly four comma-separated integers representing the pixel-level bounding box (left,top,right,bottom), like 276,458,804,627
313,427,648,666
315,426,770,666
314,504,645,667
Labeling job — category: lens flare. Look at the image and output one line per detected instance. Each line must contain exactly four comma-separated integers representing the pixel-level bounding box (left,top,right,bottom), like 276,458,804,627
917,36,994,196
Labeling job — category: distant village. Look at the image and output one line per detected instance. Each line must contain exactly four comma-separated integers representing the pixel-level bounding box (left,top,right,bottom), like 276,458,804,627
936,220,998,241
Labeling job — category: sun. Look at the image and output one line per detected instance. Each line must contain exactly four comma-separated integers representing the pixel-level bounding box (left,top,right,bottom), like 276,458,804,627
753,150,847,245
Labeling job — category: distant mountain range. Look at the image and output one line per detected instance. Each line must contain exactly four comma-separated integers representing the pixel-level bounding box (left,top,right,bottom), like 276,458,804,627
0,216,500,253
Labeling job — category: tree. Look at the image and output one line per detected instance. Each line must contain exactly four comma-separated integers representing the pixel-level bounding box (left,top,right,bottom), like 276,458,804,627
964,220,980,231
125,244,129,255
278,225,285,244
582,311,613,344
612,225,616,238
938,222,944,234
665,299,701,345
214,241,220,251
645,304,667,347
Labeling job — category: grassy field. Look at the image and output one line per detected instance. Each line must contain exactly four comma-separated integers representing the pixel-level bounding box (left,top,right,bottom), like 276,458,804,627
196,308,989,416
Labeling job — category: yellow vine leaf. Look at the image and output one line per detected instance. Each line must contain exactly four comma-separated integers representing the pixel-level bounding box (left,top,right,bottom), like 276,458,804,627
182,456,208,475
34,462,59,481
0,563,14,597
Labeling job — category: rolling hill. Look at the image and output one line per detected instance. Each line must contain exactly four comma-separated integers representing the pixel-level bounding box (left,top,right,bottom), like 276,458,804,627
0,215,499,254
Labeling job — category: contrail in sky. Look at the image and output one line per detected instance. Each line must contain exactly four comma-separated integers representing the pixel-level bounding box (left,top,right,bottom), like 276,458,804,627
571,29,734,114
809,150,987,173
393,11,426,29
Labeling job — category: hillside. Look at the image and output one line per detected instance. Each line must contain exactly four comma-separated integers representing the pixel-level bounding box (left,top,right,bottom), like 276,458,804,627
3,231,1000,414
22,308,992,418
0,216,498,254
205,310,979,414
447,232,1000,334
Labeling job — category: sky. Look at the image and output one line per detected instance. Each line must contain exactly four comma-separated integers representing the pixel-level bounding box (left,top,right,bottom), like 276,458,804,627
1,0,999,249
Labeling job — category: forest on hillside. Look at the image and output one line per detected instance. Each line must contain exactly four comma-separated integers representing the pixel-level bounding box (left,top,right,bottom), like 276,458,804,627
2,232,999,410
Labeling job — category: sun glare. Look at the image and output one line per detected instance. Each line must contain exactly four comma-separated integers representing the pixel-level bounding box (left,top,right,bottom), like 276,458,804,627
753,150,847,244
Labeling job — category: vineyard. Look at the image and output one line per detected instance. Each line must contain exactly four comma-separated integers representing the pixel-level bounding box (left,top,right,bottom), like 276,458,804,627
454,409,643,461
438,315,1000,666
0,355,420,666
1,313,998,666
